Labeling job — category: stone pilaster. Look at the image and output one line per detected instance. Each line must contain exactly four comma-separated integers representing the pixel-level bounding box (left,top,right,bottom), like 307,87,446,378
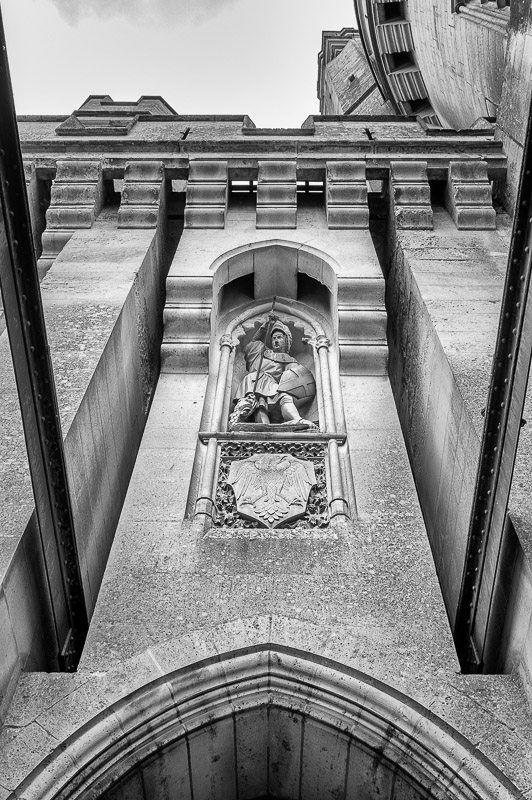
118,161,164,228
256,161,297,229
38,160,104,276
326,161,369,229
445,160,496,230
390,160,433,230
184,160,228,228
161,275,212,374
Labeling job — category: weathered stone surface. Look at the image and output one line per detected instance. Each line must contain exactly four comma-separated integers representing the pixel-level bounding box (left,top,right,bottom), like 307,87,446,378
185,159,228,229
256,160,297,229
318,31,395,115
387,1,508,128
256,206,297,228
118,160,164,229
257,160,297,183
445,159,496,230
255,184,297,206
390,160,433,230
0,207,169,712
326,160,368,229
183,207,226,228
38,159,104,276
3,81,531,800
326,207,369,228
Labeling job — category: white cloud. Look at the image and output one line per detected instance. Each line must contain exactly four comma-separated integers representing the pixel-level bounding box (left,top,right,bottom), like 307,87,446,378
49,0,238,26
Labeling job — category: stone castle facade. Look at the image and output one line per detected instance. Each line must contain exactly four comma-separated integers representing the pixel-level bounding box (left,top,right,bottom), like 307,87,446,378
1,4,532,800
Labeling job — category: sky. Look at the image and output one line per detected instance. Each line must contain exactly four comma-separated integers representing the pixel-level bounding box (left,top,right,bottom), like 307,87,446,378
1,0,354,127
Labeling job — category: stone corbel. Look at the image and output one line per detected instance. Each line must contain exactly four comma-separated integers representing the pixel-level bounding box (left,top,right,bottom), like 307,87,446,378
193,334,237,528
38,159,104,277
256,161,297,229
184,160,228,229
445,160,496,230
389,160,433,230
118,160,164,228
312,335,350,524
326,161,369,229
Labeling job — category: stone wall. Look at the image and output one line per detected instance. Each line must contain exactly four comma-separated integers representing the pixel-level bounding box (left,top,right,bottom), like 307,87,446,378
386,203,532,692
0,193,171,718
407,0,508,129
322,38,395,116
495,0,532,213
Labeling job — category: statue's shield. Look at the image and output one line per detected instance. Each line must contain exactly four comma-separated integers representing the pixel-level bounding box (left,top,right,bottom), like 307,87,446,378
227,453,316,528
278,363,316,402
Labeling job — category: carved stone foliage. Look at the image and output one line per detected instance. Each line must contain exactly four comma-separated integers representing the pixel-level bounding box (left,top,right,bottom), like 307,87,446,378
214,441,329,529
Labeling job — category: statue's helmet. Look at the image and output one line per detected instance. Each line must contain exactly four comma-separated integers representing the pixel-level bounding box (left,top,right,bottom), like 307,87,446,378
271,320,292,352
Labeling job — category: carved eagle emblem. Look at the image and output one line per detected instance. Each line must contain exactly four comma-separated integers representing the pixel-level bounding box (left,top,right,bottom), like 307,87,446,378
227,453,316,528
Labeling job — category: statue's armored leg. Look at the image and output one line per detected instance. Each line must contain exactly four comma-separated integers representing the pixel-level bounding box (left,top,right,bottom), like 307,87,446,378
279,396,318,429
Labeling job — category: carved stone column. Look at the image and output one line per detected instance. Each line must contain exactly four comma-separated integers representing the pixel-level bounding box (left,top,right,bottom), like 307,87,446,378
315,336,349,523
210,334,235,431
194,334,235,527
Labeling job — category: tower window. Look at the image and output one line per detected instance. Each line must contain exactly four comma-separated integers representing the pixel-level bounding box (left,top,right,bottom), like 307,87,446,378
376,2,406,23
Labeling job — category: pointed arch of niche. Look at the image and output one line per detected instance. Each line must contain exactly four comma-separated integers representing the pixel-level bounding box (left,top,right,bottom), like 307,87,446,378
183,238,359,529
15,646,520,800
209,238,341,347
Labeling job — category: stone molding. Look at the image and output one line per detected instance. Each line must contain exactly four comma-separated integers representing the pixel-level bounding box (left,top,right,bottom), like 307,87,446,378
456,1,510,33
7,644,521,800
326,160,369,229
162,240,388,378
390,160,433,230
117,160,164,229
184,159,228,228
256,160,297,229
445,160,497,229
376,20,415,54
38,159,104,275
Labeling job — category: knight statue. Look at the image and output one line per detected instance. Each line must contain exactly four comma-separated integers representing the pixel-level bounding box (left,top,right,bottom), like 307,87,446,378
228,312,317,429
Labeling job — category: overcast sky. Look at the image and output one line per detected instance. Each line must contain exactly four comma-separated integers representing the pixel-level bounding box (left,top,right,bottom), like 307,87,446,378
2,0,354,126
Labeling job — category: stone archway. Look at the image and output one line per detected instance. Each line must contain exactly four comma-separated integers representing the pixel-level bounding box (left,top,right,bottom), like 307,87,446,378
15,646,519,800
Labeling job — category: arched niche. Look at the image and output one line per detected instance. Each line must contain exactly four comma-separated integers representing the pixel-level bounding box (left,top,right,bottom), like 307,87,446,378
190,297,354,527
230,312,320,424
216,297,332,426
209,239,341,341
16,646,520,800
